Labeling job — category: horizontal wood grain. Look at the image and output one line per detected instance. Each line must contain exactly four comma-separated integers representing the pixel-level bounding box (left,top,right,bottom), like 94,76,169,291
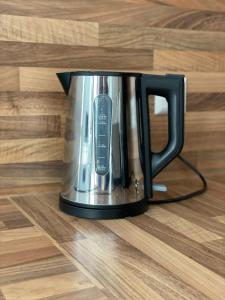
0,42,153,69
1,0,224,31
0,0,153,24
155,168,225,184
41,288,109,300
0,183,63,197
0,116,61,139
0,67,19,91
1,235,54,255
20,68,225,92
146,111,225,153
154,50,225,72
149,71,225,93
0,255,76,286
197,150,225,170
100,23,225,51
1,214,32,230
0,138,63,164
153,131,225,152
19,68,69,92
0,92,64,116
187,93,225,111
0,225,42,242
1,272,94,300
0,200,33,230
157,0,225,12
150,10,225,32
0,244,60,270
18,68,225,93
0,15,98,46
151,111,225,133
186,72,225,92
0,161,63,187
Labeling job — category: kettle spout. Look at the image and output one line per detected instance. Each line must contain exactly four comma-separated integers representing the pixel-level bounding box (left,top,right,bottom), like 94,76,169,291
56,72,71,95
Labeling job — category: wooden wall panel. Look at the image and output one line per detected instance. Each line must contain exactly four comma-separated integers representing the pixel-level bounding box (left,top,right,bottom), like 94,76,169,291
19,68,65,92
0,15,98,46
1,0,224,31
0,41,153,69
0,0,224,187
19,68,225,93
155,0,225,13
151,112,225,134
0,138,63,164
187,93,225,112
0,161,63,187
0,67,19,91
0,92,64,116
0,116,61,139
154,51,225,72
184,73,225,93
100,24,225,51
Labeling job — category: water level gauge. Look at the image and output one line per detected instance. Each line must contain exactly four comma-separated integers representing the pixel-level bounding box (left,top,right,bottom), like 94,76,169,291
94,94,112,176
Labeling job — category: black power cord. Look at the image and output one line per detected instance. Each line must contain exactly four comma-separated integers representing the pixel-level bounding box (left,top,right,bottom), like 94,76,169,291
149,154,208,205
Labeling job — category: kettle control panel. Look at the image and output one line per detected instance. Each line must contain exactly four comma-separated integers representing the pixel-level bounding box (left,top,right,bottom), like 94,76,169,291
94,94,112,176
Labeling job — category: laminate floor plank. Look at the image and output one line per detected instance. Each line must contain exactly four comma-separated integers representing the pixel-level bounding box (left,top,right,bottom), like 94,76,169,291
164,204,225,238
130,212,225,277
0,198,33,229
0,255,76,286
100,219,225,300
213,215,225,225
11,195,85,242
0,161,63,188
41,287,109,300
1,271,94,300
146,206,222,242
38,192,118,240
0,183,62,198
5,178,225,299
0,196,103,300
0,290,5,300
63,239,208,300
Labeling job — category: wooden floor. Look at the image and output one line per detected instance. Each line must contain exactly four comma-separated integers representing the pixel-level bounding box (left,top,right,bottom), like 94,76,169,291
0,176,225,300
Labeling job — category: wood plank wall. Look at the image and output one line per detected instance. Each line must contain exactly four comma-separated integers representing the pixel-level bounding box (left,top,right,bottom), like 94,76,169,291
0,0,225,187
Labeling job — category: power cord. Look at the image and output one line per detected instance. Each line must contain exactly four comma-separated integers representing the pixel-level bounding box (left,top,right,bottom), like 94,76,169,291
149,154,208,205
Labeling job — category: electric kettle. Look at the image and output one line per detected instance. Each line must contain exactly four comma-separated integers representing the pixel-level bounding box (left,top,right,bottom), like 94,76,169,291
57,71,185,219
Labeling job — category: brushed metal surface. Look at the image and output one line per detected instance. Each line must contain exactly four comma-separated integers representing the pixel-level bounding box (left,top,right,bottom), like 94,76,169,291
62,74,145,205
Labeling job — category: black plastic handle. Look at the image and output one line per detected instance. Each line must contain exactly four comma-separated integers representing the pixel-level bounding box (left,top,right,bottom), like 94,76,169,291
140,74,185,196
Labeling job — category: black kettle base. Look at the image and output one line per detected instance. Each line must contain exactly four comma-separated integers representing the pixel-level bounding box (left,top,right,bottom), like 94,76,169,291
59,195,149,219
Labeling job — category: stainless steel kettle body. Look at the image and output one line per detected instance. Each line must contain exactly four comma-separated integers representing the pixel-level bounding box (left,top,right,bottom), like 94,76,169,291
57,71,185,219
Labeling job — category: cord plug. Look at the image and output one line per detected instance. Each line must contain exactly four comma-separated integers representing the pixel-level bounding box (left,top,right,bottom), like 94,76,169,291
153,184,167,192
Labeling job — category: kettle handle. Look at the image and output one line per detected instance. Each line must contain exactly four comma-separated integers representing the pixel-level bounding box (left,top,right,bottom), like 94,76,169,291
140,74,185,197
